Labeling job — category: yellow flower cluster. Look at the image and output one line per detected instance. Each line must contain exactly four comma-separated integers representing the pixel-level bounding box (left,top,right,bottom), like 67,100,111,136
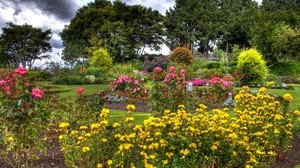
58,87,299,167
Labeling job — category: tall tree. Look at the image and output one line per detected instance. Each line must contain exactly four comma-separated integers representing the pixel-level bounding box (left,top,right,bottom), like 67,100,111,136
60,0,164,64
250,0,300,63
216,0,257,62
0,22,52,69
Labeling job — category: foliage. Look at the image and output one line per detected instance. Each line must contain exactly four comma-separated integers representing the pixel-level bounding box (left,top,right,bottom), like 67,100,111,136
60,1,164,64
110,74,149,101
0,22,52,69
150,66,198,113
168,47,194,66
0,67,51,167
27,69,52,81
85,66,108,80
207,76,233,97
236,48,268,85
142,55,170,72
268,61,300,76
90,48,113,70
51,75,90,85
58,87,299,167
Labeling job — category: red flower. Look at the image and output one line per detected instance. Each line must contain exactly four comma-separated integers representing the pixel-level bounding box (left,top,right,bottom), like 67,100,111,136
15,66,27,75
76,87,84,95
32,87,44,99
153,66,163,74
169,66,176,72
180,69,186,75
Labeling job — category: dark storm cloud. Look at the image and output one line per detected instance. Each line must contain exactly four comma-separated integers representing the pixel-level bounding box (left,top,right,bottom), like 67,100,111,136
50,39,63,49
0,0,78,21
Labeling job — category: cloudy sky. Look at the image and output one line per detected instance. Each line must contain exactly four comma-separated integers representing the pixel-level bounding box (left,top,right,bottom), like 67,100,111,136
0,0,176,67
0,0,260,67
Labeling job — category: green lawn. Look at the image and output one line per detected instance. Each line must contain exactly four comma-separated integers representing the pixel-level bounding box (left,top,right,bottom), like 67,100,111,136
38,82,110,99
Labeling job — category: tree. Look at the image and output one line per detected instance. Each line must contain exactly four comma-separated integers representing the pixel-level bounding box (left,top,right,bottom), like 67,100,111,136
0,22,52,69
249,0,300,62
164,0,257,60
60,0,164,64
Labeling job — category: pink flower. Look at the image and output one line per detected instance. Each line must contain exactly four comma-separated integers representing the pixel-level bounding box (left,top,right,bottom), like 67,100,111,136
180,69,186,75
76,87,84,95
153,66,163,74
5,86,11,92
0,80,6,86
31,87,44,99
15,66,27,75
169,66,176,72
134,80,140,85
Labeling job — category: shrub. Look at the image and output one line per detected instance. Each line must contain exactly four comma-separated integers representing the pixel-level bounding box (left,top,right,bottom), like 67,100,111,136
268,61,300,76
90,48,113,70
27,69,52,81
51,75,90,85
168,47,194,66
85,67,106,78
150,66,198,113
0,67,52,167
205,62,221,69
142,55,170,72
236,48,268,85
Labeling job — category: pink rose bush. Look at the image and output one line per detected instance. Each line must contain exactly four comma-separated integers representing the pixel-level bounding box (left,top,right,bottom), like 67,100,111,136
207,76,233,97
0,67,50,163
110,74,148,98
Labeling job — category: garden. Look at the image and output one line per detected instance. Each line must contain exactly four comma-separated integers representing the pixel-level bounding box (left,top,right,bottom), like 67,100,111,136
0,47,300,168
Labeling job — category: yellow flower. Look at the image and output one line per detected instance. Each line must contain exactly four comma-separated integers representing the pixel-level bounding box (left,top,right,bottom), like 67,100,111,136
97,163,103,168
274,129,280,134
245,165,253,168
101,138,108,142
126,104,136,111
228,133,238,140
70,130,78,135
178,104,185,109
283,93,293,102
180,149,190,156
90,123,100,130
100,108,109,118
6,136,13,143
79,125,88,130
119,143,132,151
107,160,113,165
82,146,90,152
162,160,168,165
293,110,300,116
274,114,284,120
58,135,64,140
211,145,218,151
125,117,135,123
85,133,92,137
166,152,174,158
59,122,70,130
113,123,121,128
78,136,84,140
144,163,154,168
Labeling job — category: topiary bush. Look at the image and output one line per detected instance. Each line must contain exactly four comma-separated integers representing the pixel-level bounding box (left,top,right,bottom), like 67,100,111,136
236,48,268,85
90,48,113,70
168,47,194,66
